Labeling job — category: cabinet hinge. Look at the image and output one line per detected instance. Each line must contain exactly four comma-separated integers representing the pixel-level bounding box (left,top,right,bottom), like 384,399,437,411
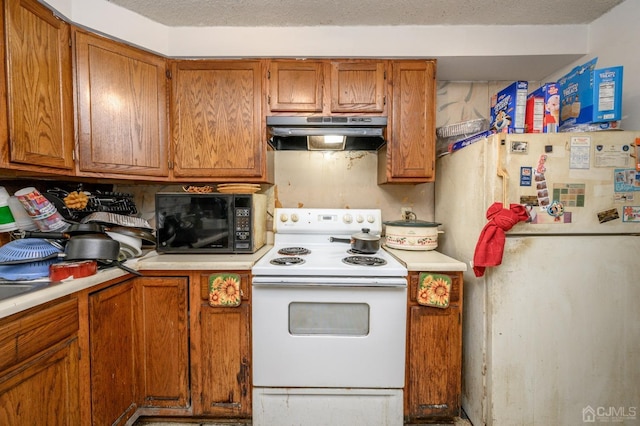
168,160,173,170
166,69,172,79
69,37,72,48
267,70,271,80
384,70,387,80
267,95,271,105
383,96,386,106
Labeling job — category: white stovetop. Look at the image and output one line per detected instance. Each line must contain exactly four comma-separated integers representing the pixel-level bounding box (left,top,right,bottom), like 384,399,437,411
252,239,408,277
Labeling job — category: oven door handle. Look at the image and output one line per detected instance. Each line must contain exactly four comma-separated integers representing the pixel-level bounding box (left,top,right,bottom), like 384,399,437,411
252,276,407,287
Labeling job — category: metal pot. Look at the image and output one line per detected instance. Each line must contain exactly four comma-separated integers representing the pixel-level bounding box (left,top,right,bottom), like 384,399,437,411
384,218,442,251
330,228,381,254
64,235,141,275
64,234,119,261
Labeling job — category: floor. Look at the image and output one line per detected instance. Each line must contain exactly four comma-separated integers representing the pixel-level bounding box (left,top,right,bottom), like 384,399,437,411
135,418,472,426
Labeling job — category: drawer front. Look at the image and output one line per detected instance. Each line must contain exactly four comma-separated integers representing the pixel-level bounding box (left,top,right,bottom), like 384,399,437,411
0,297,78,371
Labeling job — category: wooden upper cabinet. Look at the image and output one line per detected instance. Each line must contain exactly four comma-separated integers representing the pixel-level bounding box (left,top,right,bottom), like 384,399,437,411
267,59,387,115
2,0,74,172
74,30,169,178
171,60,266,180
267,60,324,112
331,61,386,113
379,60,436,183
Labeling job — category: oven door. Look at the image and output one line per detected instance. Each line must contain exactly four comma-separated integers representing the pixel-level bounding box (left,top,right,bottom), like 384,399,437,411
252,279,407,388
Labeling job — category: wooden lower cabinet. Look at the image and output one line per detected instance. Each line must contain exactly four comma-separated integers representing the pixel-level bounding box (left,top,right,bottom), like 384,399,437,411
0,296,80,425
89,279,138,425
88,275,190,424
192,271,251,418
136,276,189,409
405,271,463,422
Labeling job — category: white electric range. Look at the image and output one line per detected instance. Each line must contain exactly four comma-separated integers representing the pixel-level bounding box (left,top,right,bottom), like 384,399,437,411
252,208,407,426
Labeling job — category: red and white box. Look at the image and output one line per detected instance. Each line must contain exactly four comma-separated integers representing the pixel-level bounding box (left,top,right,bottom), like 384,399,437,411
525,83,560,133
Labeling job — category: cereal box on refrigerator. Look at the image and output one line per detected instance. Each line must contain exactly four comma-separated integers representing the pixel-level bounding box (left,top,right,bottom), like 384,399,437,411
558,57,623,131
525,83,560,133
491,81,528,133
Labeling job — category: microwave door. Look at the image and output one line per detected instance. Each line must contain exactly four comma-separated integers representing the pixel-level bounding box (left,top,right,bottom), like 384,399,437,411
191,231,230,248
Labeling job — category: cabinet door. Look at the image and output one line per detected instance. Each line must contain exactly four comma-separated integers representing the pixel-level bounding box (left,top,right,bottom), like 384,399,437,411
330,61,386,113
196,272,251,418
0,338,81,426
75,30,169,177
2,0,74,171
406,305,461,420
405,271,462,421
267,60,324,112
381,60,436,183
171,60,265,179
136,276,189,408
89,280,137,425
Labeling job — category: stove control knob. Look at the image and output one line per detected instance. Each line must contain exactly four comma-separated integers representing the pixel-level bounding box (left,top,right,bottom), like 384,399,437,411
356,215,364,223
343,214,353,224
280,213,289,223
291,213,299,222
367,215,376,223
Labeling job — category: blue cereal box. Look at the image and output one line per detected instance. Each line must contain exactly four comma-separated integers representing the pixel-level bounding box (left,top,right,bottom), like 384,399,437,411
491,81,528,133
558,58,623,131
525,83,560,133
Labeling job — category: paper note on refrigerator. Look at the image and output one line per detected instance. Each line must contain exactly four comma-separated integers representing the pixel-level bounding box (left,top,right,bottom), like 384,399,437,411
570,136,591,169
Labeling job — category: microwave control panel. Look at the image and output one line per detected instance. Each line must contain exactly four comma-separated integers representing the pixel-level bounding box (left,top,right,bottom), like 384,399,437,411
234,207,252,249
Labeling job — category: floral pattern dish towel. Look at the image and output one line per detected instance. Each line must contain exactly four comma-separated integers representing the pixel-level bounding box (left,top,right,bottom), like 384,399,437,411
417,273,451,308
209,273,241,307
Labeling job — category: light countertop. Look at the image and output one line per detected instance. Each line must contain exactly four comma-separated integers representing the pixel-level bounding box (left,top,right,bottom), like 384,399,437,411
135,246,272,270
383,245,467,272
1,245,465,319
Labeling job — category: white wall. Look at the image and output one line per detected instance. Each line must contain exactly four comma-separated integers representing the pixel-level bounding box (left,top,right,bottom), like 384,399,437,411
43,0,586,59
41,0,588,81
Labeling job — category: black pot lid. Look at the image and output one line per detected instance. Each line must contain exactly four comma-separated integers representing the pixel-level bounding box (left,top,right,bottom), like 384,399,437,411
384,219,441,227
352,228,381,241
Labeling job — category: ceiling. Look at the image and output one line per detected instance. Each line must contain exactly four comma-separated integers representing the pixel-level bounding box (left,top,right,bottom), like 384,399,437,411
106,0,623,27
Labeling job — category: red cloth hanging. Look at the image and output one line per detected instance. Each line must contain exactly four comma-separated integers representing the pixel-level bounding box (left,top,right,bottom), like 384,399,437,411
473,202,530,277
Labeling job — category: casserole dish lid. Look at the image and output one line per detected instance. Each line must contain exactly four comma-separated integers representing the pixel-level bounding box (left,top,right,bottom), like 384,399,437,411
384,219,441,227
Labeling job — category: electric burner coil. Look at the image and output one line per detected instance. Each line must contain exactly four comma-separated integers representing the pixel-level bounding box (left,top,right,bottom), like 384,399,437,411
277,247,311,256
342,256,387,266
270,256,306,266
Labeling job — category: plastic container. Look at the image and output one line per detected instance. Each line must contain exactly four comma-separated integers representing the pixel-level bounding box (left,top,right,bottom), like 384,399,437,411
7,196,38,231
14,187,68,231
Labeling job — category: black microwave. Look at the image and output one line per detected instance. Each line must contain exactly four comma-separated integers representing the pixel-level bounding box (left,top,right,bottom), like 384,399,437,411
155,192,267,254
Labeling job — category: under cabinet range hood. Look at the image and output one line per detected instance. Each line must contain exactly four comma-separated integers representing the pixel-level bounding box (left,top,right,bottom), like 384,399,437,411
267,116,387,151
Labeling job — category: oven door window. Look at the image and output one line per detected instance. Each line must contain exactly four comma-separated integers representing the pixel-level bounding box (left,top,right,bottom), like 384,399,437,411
289,302,369,336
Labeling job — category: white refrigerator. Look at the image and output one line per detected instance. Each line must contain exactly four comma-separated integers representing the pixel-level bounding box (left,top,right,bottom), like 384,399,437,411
435,132,640,426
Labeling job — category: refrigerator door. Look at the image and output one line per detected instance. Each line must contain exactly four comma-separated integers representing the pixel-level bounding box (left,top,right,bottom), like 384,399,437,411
497,132,640,234
486,235,640,425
